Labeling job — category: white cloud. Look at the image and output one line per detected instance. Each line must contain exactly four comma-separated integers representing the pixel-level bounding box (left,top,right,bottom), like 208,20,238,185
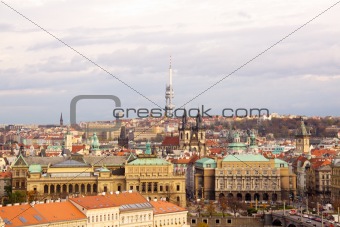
0,0,339,123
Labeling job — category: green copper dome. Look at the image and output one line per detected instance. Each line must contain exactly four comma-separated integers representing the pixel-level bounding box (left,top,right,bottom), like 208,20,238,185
29,164,42,173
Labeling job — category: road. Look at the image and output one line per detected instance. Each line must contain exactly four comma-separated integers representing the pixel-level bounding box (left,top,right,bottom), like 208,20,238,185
273,210,338,227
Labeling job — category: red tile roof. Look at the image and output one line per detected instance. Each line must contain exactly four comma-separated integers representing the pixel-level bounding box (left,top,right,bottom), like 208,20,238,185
106,191,149,206
162,136,179,146
0,201,86,226
150,201,186,214
72,145,86,153
169,155,199,164
70,191,150,210
206,140,218,147
0,171,12,178
70,195,117,210
311,149,336,157
209,148,224,155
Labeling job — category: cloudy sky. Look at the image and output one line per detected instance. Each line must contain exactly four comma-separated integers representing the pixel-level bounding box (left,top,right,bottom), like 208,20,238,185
1,0,340,124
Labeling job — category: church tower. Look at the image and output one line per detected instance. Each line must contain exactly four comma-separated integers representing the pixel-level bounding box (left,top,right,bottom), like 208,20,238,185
60,112,63,126
295,117,311,154
118,125,129,148
178,109,206,156
179,110,191,150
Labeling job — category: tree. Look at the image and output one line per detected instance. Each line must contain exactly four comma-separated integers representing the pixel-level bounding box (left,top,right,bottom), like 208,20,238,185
219,196,228,217
207,201,215,217
228,196,246,217
196,200,204,217
3,186,26,205
247,208,258,216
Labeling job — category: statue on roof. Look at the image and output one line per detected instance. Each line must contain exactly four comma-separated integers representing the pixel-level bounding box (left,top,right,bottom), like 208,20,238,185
91,133,100,150
145,141,151,155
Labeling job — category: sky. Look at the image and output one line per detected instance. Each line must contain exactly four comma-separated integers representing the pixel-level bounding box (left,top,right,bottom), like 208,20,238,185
1,0,340,124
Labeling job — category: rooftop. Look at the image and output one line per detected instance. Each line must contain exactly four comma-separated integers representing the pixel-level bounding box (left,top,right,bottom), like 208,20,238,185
128,157,171,166
0,201,86,226
150,201,187,215
223,154,269,162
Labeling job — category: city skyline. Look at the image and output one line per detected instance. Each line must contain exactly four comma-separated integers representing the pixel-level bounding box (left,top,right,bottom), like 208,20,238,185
1,0,340,124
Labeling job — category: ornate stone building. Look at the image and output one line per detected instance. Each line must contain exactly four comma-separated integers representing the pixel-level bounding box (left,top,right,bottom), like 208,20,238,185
195,155,297,202
178,110,206,156
125,152,186,207
11,153,133,196
11,150,186,207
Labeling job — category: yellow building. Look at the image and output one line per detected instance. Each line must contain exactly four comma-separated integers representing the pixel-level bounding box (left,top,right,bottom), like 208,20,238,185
12,153,130,198
11,152,186,207
125,154,186,207
150,200,189,227
195,155,297,202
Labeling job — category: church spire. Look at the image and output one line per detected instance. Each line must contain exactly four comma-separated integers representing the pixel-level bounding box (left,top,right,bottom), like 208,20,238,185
60,112,63,126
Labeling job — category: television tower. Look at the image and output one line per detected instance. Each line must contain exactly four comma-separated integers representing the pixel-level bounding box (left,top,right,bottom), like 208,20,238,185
165,56,175,117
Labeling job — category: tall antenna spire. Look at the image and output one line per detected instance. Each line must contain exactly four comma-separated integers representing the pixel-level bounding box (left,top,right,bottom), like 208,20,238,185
165,56,175,117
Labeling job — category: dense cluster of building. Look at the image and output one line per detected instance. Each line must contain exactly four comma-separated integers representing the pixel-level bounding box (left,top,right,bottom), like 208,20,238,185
2,113,340,226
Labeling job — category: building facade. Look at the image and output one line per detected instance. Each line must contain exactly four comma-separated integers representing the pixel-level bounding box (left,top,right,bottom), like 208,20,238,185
306,163,331,204
195,155,297,202
125,154,186,207
11,152,186,207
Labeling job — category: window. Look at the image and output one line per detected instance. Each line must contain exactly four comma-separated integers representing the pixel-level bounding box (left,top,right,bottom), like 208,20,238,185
216,219,220,224
160,185,163,191
177,185,180,191
227,219,232,223
191,219,196,224
130,185,133,190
